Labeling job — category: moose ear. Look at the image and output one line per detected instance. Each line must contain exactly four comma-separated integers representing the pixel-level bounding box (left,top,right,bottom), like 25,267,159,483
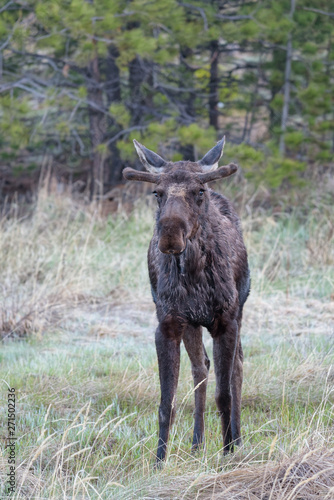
133,139,167,173
198,136,225,172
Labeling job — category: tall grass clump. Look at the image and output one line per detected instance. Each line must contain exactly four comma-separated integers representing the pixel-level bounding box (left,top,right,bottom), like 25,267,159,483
0,188,154,340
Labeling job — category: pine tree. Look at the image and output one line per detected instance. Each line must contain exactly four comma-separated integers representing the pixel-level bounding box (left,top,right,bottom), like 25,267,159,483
0,0,333,197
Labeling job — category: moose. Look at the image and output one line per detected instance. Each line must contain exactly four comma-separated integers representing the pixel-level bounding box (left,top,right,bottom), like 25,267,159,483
123,137,250,464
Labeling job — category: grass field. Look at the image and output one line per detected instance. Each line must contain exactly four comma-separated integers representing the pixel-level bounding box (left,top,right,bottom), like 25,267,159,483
0,184,333,499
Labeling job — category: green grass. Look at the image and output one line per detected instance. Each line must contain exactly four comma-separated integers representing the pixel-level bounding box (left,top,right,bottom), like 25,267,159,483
0,188,333,498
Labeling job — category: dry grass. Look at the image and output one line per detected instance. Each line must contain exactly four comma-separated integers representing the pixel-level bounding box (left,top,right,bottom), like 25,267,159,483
0,186,153,340
0,183,333,499
145,448,334,499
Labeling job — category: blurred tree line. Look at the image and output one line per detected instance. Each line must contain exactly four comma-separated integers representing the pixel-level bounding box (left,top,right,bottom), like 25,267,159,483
0,0,333,199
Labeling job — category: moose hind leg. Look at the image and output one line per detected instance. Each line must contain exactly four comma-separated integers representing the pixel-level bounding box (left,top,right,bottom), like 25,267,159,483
155,324,181,464
212,318,239,454
183,325,210,451
231,340,243,446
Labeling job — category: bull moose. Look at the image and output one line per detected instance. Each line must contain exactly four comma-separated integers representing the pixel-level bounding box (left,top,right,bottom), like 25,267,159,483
123,137,250,464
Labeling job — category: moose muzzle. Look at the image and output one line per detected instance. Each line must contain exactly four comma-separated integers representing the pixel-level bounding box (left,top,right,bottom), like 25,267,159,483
158,216,187,255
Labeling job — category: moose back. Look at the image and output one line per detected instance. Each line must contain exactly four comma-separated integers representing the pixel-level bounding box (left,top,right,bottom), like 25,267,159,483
123,137,250,464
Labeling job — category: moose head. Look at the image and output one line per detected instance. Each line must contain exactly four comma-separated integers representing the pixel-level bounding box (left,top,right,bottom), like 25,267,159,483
123,138,237,255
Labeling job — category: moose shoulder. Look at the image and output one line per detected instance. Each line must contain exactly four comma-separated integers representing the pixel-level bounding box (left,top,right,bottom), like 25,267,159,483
123,137,250,465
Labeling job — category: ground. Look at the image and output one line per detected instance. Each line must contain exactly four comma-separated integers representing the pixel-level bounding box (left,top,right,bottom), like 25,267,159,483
0,185,333,499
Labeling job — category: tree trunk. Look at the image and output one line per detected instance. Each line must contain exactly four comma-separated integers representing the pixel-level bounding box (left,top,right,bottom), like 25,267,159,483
279,0,296,156
178,46,195,160
244,62,261,142
104,45,124,186
209,40,219,130
129,55,146,126
87,52,106,199
269,48,286,133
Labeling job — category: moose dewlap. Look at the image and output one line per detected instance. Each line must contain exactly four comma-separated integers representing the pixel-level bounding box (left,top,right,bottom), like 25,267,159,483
123,137,250,465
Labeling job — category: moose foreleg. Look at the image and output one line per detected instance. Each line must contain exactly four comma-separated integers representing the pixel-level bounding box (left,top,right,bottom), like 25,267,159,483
155,324,181,464
183,325,210,451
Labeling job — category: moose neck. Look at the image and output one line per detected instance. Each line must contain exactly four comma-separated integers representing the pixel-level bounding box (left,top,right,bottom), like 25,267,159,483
163,220,209,282
175,250,187,276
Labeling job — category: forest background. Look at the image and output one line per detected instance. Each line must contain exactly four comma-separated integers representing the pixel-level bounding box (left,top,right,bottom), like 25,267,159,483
1,0,333,200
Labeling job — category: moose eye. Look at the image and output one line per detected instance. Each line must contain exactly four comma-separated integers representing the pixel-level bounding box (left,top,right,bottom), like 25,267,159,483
199,189,205,196
153,191,164,201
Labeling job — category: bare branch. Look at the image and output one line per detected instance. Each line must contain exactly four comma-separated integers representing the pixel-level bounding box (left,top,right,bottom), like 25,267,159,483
303,7,334,18
155,83,199,93
178,2,208,31
0,34,12,51
216,13,254,21
72,129,86,154
11,83,46,99
86,34,114,44
105,126,146,146
91,11,135,21
9,49,86,74
0,1,14,14
35,29,68,42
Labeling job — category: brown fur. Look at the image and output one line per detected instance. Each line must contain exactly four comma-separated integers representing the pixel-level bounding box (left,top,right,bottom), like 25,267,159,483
124,143,250,465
